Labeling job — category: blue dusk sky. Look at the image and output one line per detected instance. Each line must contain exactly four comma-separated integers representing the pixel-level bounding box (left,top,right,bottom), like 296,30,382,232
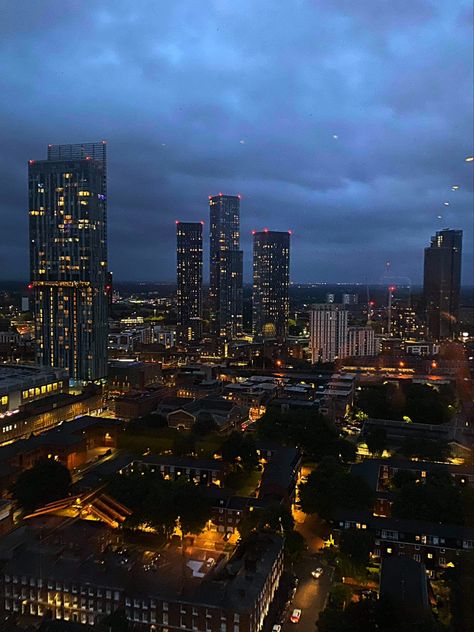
0,0,472,283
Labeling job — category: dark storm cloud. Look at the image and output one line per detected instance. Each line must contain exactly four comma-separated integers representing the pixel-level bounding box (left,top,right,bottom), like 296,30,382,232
0,0,472,283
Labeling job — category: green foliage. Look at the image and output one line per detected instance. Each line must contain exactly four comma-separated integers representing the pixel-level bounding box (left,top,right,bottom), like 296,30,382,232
443,551,474,632
220,431,258,469
391,467,470,525
339,528,374,566
317,595,447,632
358,382,455,424
98,609,129,632
238,503,294,539
366,427,387,456
11,458,71,512
107,471,211,535
398,437,451,462
172,432,196,456
299,457,374,520
255,409,354,463
192,415,218,437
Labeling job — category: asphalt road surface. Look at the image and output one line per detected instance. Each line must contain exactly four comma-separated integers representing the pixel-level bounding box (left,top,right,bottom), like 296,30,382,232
281,555,334,632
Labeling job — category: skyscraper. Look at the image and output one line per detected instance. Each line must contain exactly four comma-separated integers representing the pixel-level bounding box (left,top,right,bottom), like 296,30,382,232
176,221,203,344
28,142,108,381
252,230,290,340
309,304,348,363
423,229,462,340
209,194,243,339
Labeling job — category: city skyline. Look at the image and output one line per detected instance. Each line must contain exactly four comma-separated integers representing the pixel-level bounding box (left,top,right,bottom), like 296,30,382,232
0,1,472,284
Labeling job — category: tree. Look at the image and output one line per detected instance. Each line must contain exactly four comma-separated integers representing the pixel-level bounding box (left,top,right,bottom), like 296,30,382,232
172,432,196,456
107,471,211,536
192,415,218,436
98,609,129,632
391,468,463,525
11,458,71,512
366,427,387,456
399,437,451,462
339,528,374,566
299,457,374,520
220,432,257,469
238,503,294,539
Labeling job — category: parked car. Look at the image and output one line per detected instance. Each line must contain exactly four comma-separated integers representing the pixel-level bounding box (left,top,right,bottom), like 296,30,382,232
290,609,302,624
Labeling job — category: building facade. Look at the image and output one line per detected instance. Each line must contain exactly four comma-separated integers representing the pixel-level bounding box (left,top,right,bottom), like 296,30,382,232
347,325,376,357
252,231,290,340
176,222,203,345
423,229,462,340
309,304,348,363
29,142,108,381
209,194,243,340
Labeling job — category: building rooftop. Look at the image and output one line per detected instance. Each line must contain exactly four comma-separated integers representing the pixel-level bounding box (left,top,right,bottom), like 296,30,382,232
0,520,282,612
0,364,67,392
380,556,430,623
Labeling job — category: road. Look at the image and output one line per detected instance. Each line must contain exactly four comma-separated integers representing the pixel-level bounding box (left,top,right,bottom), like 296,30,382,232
282,555,333,632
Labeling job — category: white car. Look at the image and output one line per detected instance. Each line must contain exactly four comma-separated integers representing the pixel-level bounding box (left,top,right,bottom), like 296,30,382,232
311,567,323,579
272,626,282,632
290,609,302,624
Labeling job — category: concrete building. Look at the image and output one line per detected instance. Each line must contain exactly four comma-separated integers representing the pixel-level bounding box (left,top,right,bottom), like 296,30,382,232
0,521,283,632
29,142,108,381
176,222,203,345
423,229,462,340
0,365,68,417
209,194,243,340
252,230,290,340
347,325,376,357
309,304,348,363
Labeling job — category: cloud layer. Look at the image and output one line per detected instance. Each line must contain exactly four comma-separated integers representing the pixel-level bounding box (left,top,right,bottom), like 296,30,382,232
0,0,472,283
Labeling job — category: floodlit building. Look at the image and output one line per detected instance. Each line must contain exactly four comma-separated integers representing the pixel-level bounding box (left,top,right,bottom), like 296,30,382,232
176,222,203,344
29,141,108,381
347,325,376,357
209,194,243,340
309,304,348,363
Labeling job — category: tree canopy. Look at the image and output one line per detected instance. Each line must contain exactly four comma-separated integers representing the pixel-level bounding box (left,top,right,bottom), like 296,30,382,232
107,471,211,535
220,431,258,469
366,427,387,456
357,382,455,424
11,458,72,512
256,409,355,463
391,467,473,526
299,457,374,520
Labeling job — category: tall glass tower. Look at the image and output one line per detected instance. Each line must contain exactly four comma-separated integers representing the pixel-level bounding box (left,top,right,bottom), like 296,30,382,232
423,229,462,340
28,142,108,381
209,194,243,339
176,221,203,344
252,230,290,340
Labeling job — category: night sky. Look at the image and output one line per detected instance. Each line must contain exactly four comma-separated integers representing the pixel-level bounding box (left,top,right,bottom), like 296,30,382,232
1,0,473,284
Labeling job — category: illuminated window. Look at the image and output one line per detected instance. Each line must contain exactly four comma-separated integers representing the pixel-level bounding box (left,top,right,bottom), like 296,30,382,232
41,386,46,394
1,396,8,406
22,391,29,399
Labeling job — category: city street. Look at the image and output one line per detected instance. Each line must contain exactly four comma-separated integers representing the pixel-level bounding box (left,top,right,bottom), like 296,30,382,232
282,555,334,632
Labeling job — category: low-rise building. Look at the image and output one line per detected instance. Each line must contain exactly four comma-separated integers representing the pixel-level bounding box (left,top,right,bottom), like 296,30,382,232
108,360,162,394
166,397,245,432
0,520,284,632
0,364,68,417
